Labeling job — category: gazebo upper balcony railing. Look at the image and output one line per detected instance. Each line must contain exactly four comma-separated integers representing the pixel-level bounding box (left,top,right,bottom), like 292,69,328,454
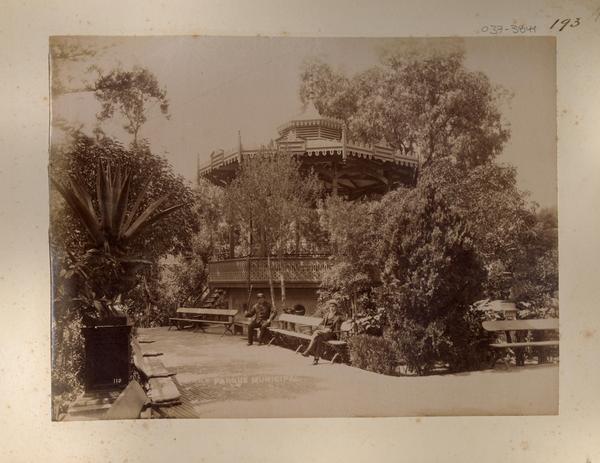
198,139,418,178
207,255,331,288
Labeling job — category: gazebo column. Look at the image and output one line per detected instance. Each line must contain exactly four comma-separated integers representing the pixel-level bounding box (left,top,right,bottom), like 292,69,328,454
294,220,301,253
332,159,339,196
228,224,235,258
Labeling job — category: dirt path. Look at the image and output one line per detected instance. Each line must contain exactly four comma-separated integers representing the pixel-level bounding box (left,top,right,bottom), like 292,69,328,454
139,327,558,418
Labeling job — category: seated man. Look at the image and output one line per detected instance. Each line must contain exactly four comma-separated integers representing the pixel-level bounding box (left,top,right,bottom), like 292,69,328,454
301,300,343,364
245,292,272,346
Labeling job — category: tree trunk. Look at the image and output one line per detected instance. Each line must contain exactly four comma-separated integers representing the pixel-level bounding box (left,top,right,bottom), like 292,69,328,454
247,221,252,294
278,247,286,308
267,253,276,310
280,273,286,308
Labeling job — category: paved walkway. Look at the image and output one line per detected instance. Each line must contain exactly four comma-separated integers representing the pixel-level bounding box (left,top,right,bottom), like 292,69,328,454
139,327,558,418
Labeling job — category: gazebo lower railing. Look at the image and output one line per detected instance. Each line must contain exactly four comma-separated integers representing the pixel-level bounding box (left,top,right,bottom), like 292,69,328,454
207,255,331,288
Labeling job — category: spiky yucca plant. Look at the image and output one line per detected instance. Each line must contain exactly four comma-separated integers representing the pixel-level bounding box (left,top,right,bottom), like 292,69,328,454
51,161,185,320
51,161,184,255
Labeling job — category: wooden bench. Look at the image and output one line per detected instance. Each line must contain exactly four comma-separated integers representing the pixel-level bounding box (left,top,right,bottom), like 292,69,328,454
268,314,353,363
233,316,252,336
326,320,354,363
482,318,559,369
169,307,238,336
131,338,182,407
268,313,324,352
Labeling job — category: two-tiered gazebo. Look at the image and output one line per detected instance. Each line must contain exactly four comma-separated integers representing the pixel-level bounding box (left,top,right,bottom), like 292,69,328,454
197,109,419,313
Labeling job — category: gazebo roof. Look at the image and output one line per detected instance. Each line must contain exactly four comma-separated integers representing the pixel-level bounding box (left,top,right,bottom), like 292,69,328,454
197,108,419,198
277,104,344,139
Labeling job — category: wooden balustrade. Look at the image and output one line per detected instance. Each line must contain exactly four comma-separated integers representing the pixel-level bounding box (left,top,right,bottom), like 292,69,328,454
207,256,331,288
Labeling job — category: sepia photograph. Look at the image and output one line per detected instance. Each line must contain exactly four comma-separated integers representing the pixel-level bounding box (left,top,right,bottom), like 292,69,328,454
48,35,558,420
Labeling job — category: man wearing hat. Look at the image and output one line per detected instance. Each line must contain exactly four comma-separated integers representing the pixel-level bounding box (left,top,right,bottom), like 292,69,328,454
301,299,343,364
244,292,272,345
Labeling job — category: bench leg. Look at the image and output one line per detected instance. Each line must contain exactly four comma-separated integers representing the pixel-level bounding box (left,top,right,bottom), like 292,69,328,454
295,344,304,353
331,352,340,364
489,350,499,369
221,324,234,337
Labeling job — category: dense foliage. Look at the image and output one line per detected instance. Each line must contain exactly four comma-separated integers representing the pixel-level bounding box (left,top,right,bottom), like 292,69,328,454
347,334,398,376
225,151,322,307
377,162,488,374
317,196,381,318
158,180,227,309
319,159,557,375
49,132,199,417
50,132,198,262
300,48,510,168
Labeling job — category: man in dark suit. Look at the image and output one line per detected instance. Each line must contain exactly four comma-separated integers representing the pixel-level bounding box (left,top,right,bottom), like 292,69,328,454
245,292,272,345
301,300,343,364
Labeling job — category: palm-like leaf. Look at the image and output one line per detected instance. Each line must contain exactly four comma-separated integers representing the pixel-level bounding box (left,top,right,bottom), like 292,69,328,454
123,201,186,242
52,162,185,254
51,177,104,246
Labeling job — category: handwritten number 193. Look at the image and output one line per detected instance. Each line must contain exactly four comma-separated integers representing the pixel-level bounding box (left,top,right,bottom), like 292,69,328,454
550,18,581,31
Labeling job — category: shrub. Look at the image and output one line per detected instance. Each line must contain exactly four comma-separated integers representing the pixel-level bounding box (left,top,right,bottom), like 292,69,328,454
347,334,398,375
387,310,492,375
51,316,84,420
388,320,444,376
442,309,492,372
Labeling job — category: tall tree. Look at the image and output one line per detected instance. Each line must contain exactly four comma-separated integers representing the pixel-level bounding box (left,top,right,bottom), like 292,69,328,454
225,151,321,308
300,48,510,169
317,196,381,317
90,66,170,145
377,163,487,374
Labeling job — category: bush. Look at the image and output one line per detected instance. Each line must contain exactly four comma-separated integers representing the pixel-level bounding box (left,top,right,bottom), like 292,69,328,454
51,316,84,420
442,309,492,372
388,320,443,376
347,334,398,375
388,310,491,375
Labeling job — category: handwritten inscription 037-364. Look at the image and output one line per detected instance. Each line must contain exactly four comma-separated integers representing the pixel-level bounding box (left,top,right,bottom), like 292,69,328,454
481,24,537,35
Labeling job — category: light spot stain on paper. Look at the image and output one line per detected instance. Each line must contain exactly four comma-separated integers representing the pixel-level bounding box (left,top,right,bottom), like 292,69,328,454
581,329,596,338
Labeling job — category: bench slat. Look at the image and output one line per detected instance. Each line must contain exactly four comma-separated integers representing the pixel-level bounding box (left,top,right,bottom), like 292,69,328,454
148,377,181,404
177,308,237,316
277,314,323,326
490,340,560,348
170,317,232,325
482,318,559,332
326,340,347,346
133,341,174,378
269,328,313,340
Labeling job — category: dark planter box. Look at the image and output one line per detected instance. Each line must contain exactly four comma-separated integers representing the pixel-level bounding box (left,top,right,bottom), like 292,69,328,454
82,322,132,391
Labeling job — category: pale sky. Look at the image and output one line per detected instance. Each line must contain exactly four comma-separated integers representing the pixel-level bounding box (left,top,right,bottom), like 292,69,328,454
51,36,556,208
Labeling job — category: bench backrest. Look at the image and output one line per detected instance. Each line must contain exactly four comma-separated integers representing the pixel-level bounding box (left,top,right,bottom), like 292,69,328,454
277,313,323,327
482,318,559,332
177,307,238,317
